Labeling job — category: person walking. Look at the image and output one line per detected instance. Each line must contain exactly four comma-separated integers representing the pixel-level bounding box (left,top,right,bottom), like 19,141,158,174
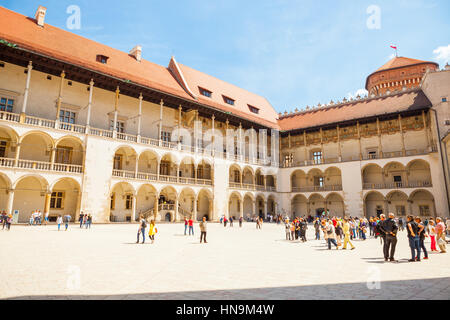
380,213,398,262
407,215,421,262
87,214,92,229
44,211,49,225
136,216,147,244
300,218,307,242
342,218,355,250
416,217,429,260
1,211,7,230
224,216,228,227
184,217,188,235
148,220,157,244
229,216,233,227
199,217,207,243
239,216,243,228
314,218,321,240
63,214,71,231
188,217,194,236
79,212,84,228
326,221,338,250
429,220,438,252
435,217,447,253
56,215,63,231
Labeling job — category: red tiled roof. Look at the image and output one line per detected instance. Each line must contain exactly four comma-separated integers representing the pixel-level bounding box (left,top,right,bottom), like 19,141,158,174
376,56,435,72
278,90,431,131
0,6,279,128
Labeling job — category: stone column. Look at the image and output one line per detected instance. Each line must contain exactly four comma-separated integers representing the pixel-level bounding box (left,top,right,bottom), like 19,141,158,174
112,86,120,138
86,79,94,132
131,195,137,223
399,114,406,156
253,200,257,217
14,143,21,167
175,198,179,222
384,200,389,215
137,93,143,141
158,99,164,145
239,199,244,218
134,160,139,179
337,125,342,161
263,200,267,219
154,194,159,220
377,118,383,157
50,147,56,170
6,189,14,215
44,192,51,216
20,61,33,123
55,71,66,125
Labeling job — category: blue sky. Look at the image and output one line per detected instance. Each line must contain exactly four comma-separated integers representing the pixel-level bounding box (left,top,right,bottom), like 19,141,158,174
3,0,450,113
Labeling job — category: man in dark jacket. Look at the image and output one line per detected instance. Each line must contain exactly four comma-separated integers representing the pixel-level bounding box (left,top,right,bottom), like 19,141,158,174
379,213,399,262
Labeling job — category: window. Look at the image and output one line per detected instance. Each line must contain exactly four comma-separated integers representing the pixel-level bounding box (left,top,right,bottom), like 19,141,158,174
314,176,324,187
56,147,72,164
419,205,430,216
442,97,448,102
284,154,293,166
160,161,170,175
368,151,377,159
0,97,14,112
125,194,133,210
313,151,323,164
199,87,212,98
248,105,259,114
0,140,7,157
234,171,240,183
96,55,109,64
110,120,125,133
113,154,122,170
59,109,76,124
395,205,406,216
223,96,235,106
110,193,115,210
161,131,171,142
50,191,64,209
393,175,402,187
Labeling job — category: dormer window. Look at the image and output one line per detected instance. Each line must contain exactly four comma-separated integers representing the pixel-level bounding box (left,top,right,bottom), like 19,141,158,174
199,87,212,98
248,105,259,114
223,95,235,106
96,55,109,64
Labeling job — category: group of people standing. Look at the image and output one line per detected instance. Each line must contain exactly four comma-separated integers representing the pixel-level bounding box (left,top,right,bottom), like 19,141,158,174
29,210,48,225
285,217,308,242
78,212,93,229
0,211,12,230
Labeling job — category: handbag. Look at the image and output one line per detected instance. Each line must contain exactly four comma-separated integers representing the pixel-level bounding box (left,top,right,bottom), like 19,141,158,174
438,238,446,246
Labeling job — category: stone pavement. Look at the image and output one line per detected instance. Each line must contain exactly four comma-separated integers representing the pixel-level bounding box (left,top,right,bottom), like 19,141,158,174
0,222,449,300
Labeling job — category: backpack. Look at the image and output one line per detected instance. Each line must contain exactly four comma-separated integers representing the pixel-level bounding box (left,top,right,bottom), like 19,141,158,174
141,220,147,228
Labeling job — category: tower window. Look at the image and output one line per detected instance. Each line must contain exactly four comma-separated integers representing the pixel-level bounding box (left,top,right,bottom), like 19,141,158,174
199,87,212,98
96,55,109,64
248,105,259,114
223,96,235,106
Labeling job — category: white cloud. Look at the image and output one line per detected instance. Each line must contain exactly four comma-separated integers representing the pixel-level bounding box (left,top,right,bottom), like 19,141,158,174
433,45,450,65
347,89,368,100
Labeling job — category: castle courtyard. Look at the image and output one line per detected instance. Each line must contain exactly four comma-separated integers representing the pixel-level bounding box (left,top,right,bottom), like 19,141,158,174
1,222,449,300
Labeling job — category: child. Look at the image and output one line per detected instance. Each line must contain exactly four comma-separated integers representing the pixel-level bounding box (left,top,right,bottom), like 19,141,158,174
148,220,157,244
57,215,63,231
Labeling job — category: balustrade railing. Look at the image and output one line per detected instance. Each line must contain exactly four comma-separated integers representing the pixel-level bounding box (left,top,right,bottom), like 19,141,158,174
0,157,83,173
363,181,432,190
291,185,343,192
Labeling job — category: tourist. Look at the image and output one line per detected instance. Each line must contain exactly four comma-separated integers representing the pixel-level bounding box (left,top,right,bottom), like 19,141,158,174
184,217,188,235
407,215,421,262
428,220,438,252
326,221,338,250
299,218,307,242
86,214,92,229
285,219,291,240
44,211,49,225
314,218,321,240
435,217,447,253
57,215,63,231
229,216,234,227
4,213,12,230
63,214,71,231
342,218,355,250
380,213,398,262
79,212,84,228
148,220,157,244
377,214,386,246
398,217,404,232
290,221,295,241
335,219,343,246
2,211,7,230
199,216,207,243
188,217,194,236
239,216,243,228
446,218,450,236
83,213,88,228
136,216,147,244
416,217,428,260
224,216,228,227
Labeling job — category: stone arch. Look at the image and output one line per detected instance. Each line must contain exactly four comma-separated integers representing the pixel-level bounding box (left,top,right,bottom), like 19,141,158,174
229,164,242,184
325,192,345,217
50,177,81,220
291,169,306,191
255,193,266,218
0,125,19,159
242,166,255,185
137,150,159,175
406,159,432,187
179,156,196,179
136,184,158,221
386,190,408,217
197,159,212,180
54,136,84,165
229,191,242,220
110,181,136,222
308,193,326,216
19,131,54,163
383,161,407,188
13,175,49,223
364,191,386,218
362,163,383,186
113,145,138,172
409,189,435,217
291,194,307,219
178,187,196,219
159,153,179,177
197,188,213,221
0,173,12,212
324,166,342,186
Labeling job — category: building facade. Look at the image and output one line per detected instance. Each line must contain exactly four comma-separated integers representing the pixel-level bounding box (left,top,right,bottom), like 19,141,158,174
0,6,448,223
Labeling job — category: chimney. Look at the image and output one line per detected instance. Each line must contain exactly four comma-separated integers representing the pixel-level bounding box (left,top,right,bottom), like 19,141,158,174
130,45,142,62
35,6,47,27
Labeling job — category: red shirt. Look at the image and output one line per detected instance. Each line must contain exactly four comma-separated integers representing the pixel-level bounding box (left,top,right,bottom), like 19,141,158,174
188,219,193,226
184,219,188,225
332,219,337,227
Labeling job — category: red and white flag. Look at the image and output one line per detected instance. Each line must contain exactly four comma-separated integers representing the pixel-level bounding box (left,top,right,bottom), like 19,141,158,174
390,45,397,50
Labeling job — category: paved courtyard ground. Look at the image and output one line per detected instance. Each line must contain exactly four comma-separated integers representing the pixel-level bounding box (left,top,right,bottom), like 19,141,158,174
0,222,449,300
